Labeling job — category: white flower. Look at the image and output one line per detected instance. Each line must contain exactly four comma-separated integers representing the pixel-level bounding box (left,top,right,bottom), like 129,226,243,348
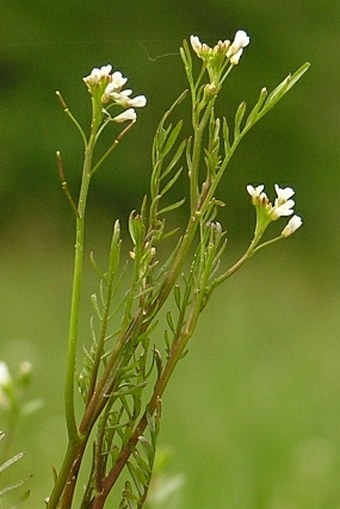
0,362,10,388
231,30,250,50
281,215,303,237
274,183,295,203
190,34,230,59
0,362,11,410
83,63,146,113
83,64,112,87
190,35,203,56
227,29,250,64
101,74,129,103
110,71,128,89
103,88,130,104
19,360,33,385
270,202,294,219
247,184,264,197
270,184,295,219
127,95,147,108
246,184,269,205
108,89,147,108
230,48,244,65
113,108,137,123
20,360,32,377
248,182,301,234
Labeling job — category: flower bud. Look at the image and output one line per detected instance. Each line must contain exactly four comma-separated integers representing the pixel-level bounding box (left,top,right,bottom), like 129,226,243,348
227,30,250,64
281,215,303,237
19,361,33,387
83,64,112,89
113,108,137,123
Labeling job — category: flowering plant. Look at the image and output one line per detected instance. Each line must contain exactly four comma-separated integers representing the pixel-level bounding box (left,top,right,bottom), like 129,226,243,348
0,28,309,508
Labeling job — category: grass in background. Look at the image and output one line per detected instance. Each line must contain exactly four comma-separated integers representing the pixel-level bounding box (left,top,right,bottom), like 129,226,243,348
1,230,339,508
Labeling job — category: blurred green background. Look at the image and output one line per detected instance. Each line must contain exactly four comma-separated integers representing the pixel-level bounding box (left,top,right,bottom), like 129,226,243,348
1,1,339,508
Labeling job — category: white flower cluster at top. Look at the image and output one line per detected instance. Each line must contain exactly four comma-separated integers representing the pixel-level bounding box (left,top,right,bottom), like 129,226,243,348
190,29,250,65
83,64,147,123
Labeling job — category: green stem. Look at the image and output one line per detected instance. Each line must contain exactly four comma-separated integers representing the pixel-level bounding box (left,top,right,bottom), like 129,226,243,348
91,120,136,175
208,230,265,293
46,166,92,508
45,439,83,508
86,224,121,404
47,99,101,508
90,295,203,508
155,213,197,309
190,95,215,212
155,96,217,309
65,143,93,442
55,91,87,148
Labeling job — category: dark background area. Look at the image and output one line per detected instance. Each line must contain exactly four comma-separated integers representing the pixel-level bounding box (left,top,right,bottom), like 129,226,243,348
0,2,339,508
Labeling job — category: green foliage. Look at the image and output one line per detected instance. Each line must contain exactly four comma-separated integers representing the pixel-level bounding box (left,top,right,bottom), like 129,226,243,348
3,26,309,509
0,432,30,509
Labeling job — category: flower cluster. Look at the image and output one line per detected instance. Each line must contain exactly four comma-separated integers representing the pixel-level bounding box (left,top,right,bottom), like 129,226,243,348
247,183,302,237
190,29,250,66
83,64,147,123
83,64,112,89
